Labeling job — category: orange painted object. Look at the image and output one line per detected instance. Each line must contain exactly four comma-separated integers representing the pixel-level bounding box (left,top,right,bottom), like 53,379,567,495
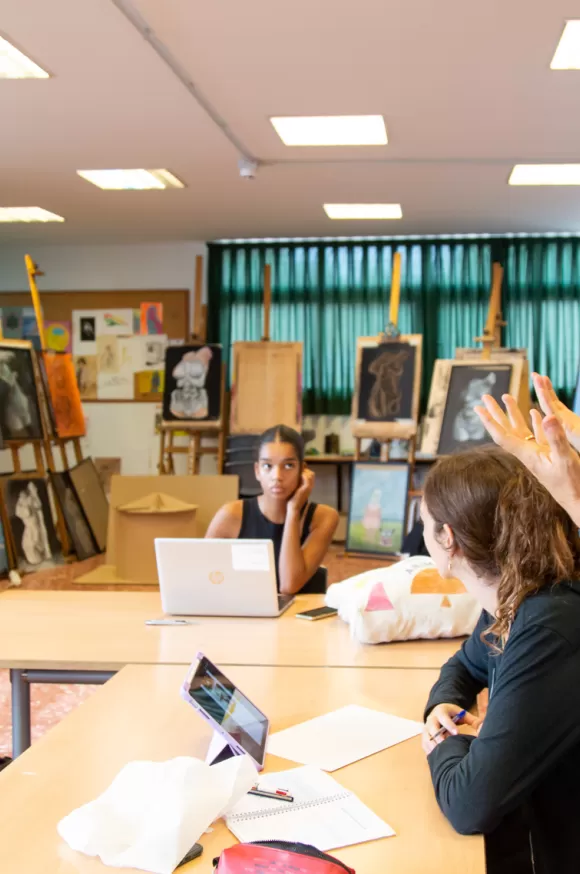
42,351,86,438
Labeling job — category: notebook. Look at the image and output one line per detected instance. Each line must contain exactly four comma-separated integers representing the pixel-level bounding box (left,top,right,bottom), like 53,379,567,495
266,704,423,771
225,765,394,851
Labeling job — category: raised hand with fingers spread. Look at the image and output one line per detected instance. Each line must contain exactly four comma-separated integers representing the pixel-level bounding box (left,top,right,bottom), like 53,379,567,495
474,393,580,528
532,372,580,452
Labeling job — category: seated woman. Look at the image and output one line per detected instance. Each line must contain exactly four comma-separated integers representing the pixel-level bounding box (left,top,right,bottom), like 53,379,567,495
206,425,339,595
420,446,580,874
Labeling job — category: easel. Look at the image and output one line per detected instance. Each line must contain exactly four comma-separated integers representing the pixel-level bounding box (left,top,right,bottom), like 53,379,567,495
352,252,421,466
158,255,227,475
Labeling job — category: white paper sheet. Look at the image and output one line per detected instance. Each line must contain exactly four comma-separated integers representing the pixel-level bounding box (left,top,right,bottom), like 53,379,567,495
226,765,394,851
267,704,422,771
231,542,270,572
57,755,256,874
72,310,99,356
96,309,134,336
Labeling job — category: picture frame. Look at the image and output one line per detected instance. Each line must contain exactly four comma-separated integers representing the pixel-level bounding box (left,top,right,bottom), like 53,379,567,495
1,475,63,573
162,344,223,422
346,461,411,558
68,458,109,553
421,358,524,456
50,471,99,561
352,335,423,426
0,341,43,442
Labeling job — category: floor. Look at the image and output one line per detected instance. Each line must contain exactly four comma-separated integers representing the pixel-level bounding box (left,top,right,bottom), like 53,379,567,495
0,545,391,757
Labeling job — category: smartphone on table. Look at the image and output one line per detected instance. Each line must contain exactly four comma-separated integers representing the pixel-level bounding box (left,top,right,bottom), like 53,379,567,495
295,606,338,621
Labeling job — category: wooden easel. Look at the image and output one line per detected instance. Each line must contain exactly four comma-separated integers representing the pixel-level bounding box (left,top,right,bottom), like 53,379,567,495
158,254,227,475
352,252,421,466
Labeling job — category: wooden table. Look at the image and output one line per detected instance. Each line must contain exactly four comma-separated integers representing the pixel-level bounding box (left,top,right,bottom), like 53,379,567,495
0,664,484,873
306,454,353,512
0,589,462,756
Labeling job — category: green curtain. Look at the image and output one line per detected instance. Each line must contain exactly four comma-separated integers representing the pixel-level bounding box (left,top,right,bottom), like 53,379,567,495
207,238,580,415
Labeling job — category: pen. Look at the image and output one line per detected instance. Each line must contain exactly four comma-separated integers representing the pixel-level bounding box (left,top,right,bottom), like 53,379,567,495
145,618,197,626
430,709,467,742
248,785,294,803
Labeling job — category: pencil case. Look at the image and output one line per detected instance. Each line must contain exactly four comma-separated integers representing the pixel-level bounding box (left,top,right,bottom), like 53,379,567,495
213,840,356,873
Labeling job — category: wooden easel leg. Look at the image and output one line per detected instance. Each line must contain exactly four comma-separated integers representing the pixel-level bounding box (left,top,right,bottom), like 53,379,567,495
168,432,176,475
217,429,225,474
158,429,166,474
354,438,362,461
380,440,391,462
33,442,46,476
193,433,201,475
72,438,83,465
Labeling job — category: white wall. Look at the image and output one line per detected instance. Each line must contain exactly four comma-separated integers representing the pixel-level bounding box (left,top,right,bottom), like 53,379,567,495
0,241,206,475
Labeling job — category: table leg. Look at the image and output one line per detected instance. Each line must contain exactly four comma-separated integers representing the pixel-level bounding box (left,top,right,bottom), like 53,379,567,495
10,669,31,758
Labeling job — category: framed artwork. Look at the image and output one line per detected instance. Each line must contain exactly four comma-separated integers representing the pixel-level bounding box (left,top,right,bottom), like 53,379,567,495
43,351,86,438
69,458,109,552
421,359,524,456
346,461,411,557
50,471,98,561
353,336,422,424
230,342,302,434
163,344,222,422
1,476,63,573
0,341,43,442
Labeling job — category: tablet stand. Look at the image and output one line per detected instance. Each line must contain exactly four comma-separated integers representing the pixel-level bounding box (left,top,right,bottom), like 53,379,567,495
205,730,243,766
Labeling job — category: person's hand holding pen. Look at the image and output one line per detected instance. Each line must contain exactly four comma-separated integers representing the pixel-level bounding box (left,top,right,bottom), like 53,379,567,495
422,703,482,754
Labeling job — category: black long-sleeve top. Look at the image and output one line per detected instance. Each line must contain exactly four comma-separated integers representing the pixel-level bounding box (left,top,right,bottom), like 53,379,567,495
424,581,580,874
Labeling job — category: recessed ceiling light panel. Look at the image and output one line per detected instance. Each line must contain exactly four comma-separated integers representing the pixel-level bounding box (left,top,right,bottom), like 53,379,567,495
509,164,580,185
0,35,49,79
77,169,185,190
324,203,403,220
0,207,64,222
271,115,387,146
551,21,580,69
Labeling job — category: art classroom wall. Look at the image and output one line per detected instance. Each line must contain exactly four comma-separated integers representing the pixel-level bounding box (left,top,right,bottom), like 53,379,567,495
0,242,206,475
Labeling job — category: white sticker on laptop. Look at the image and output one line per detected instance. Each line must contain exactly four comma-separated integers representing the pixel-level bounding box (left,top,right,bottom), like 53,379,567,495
231,543,270,572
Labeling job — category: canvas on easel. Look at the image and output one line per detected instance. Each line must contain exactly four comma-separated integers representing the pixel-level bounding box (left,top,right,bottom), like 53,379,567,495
0,341,43,442
230,341,302,434
353,335,422,425
162,343,222,422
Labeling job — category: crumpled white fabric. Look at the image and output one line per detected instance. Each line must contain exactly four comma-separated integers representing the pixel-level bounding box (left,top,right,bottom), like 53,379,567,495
57,754,256,874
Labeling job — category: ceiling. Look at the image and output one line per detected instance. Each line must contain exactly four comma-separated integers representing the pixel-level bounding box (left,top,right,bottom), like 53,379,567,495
1,0,580,243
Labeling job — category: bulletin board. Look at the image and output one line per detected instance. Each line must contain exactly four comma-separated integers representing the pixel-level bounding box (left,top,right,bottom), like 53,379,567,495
0,289,189,403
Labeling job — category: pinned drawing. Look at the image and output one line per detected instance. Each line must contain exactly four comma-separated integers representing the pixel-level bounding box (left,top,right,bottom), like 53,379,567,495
163,344,222,422
74,355,98,400
140,302,163,335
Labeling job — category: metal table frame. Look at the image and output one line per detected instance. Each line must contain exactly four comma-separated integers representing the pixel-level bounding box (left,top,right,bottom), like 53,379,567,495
10,668,115,758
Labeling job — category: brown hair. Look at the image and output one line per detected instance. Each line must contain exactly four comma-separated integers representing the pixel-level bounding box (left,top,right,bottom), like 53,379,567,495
423,446,580,647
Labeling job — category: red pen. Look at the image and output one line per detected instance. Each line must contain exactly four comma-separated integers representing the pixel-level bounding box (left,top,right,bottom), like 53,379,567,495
248,784,294,803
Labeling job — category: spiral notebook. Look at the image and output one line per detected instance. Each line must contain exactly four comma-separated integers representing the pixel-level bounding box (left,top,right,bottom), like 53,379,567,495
225,765,394,851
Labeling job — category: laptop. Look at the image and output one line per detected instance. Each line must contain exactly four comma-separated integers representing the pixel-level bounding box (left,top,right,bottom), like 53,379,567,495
154,538,295,618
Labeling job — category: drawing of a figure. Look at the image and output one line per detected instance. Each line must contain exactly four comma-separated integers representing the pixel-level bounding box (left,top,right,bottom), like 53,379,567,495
101,343,116,372
453,372,497,442
362,488,383,544
15,483,51,566
368,348,410,419
0,352,33,437
170,347,213,419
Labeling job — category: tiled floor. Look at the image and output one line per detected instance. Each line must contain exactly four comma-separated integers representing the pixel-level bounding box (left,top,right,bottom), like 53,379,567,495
0,546,391,757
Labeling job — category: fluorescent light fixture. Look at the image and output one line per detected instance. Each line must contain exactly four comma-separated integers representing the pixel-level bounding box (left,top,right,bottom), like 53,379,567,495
551,21,580,69
324,203,403,220
77,169,184,190
509,164,580,185
271,115,387,146
0,35,49,79
0,207,64,223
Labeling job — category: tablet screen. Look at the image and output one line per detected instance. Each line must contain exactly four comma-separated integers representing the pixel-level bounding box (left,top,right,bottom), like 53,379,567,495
187,655,268,766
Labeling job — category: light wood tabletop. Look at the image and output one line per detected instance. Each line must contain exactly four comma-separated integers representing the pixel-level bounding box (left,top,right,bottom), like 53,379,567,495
0,589,463,671
0,664,484,874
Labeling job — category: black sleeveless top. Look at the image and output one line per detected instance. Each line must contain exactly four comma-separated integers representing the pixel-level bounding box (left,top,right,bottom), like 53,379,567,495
238,498,325,594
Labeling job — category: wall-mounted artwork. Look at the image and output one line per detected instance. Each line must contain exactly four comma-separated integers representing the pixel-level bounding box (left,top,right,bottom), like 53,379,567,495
1,476,63,573
43,351,86,438
50,471,98,561
0,343,43,442
74,355,98,400
346,461,410,557
69,458,109,553
140,302,163,335
352,335,422,427
45,321,72,354
163,344,222,421
421,359,524,456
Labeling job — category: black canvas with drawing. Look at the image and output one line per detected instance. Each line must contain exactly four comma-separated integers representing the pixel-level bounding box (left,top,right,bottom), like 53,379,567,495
1,477,63,573
50,471,99,561
0,344,43,442
163,344,222,422
357,343,416,421
437,364,512,454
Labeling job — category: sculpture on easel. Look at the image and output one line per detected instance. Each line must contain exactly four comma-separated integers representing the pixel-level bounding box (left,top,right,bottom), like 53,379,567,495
351,251,423,463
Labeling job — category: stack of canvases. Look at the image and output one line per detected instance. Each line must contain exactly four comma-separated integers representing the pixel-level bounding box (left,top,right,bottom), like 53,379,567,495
0,340,109,577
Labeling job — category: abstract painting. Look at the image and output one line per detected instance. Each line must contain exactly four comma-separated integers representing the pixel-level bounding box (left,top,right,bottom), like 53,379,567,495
163,344,222,421
0,343,43,441
1,476,63,573
45,320,72,354
357,343,417,420
50,471,98,561
42,351,86,438
69,458,109,552
346,462,410,557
